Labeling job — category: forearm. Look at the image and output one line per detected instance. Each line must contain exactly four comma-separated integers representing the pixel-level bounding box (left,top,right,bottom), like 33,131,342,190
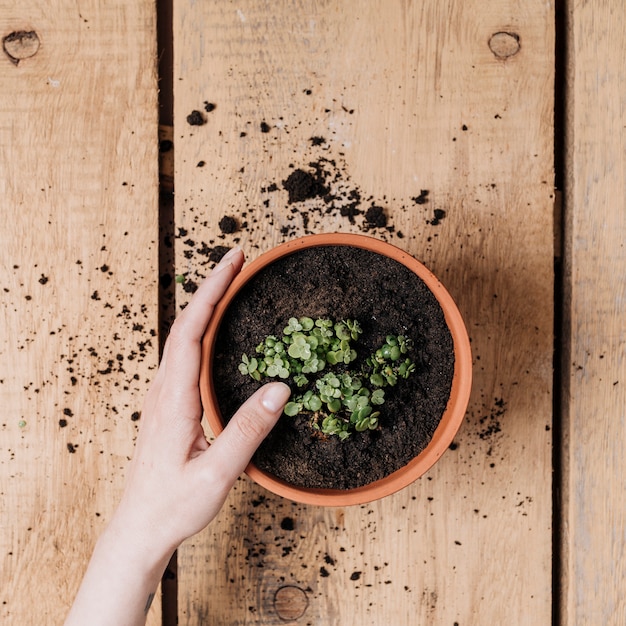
65,516,172,626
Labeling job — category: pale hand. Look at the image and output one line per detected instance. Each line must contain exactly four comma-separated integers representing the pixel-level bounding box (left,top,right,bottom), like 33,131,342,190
65,247,290,626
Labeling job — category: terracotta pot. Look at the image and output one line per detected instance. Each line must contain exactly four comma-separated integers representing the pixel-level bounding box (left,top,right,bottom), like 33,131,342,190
200,233,472,506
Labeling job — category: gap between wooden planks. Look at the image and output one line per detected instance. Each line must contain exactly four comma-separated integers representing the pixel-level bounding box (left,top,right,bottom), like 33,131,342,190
0,2,159,624
172,1,554,624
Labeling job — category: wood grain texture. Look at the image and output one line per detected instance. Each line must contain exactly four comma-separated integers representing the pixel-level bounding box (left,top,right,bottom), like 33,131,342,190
0,2,159,624
561,1,626,624
173,1,554,624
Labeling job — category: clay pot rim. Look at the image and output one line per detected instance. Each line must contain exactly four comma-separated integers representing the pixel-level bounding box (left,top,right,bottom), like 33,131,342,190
200,233,472,506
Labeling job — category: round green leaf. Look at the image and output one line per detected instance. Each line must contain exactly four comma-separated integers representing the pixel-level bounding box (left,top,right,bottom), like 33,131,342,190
284,402,301,417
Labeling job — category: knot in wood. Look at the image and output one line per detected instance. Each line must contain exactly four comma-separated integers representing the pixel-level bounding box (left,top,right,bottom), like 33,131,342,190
273,585,309,621
488,32,520,59
3,31,40,65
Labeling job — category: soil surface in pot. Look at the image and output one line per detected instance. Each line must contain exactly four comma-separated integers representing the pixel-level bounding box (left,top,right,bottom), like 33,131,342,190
212,245,454,490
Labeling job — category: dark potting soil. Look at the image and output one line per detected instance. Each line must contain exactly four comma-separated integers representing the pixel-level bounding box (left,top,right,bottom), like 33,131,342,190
282,167,329,204
212,245,454,490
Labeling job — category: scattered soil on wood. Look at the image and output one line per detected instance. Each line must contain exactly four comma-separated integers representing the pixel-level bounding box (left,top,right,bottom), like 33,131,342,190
212,245,455,490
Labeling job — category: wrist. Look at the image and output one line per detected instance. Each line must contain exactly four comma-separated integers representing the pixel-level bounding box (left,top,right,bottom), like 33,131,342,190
98,509,175,581
65,511,173,626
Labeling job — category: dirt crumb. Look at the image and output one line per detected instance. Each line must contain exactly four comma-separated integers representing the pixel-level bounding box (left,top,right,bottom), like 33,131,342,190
282,168,328,204
218,216,238,234
365,205,388,228
186,110,205,126
412,190,430,205
429,209,447,226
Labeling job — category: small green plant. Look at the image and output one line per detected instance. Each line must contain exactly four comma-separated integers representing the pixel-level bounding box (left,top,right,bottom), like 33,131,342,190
239,317,416,440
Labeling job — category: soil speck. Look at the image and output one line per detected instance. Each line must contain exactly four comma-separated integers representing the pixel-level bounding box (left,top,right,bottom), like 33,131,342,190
283,168,328,204
429,209,446,225
364,205,388,228
412,190,430,205
186,110,205,126
218,216,238,234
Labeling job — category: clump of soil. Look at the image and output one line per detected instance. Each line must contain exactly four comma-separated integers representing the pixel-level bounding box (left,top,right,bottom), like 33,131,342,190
283,168,329,204
364,205,388,228
186,110,206,126
212,245,455,490
218,215,238,234
429,209,446,226
412,190,430,205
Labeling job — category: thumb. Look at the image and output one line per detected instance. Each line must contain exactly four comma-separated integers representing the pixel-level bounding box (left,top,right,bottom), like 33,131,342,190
206,382,291,483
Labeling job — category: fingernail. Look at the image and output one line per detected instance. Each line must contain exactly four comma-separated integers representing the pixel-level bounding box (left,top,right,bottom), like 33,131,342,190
212,259,233,274
220,246,241,264
212,247,241,274
261,383,291,413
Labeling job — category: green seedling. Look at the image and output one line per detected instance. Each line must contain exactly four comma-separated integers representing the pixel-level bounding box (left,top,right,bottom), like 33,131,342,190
239,317,416,439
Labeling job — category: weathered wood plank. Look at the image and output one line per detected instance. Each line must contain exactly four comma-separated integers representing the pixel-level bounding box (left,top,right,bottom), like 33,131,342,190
174,2,554,624
0,3,159,624
561,1,626,623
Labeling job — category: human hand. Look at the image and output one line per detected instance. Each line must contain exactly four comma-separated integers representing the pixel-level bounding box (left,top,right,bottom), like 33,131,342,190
113,247,290,554
66,248,290,626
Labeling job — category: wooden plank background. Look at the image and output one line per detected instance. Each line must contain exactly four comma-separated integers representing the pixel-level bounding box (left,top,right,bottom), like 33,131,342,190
0,2,159,624
173,2,554,624
15,1,626,624
561,1,626,623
